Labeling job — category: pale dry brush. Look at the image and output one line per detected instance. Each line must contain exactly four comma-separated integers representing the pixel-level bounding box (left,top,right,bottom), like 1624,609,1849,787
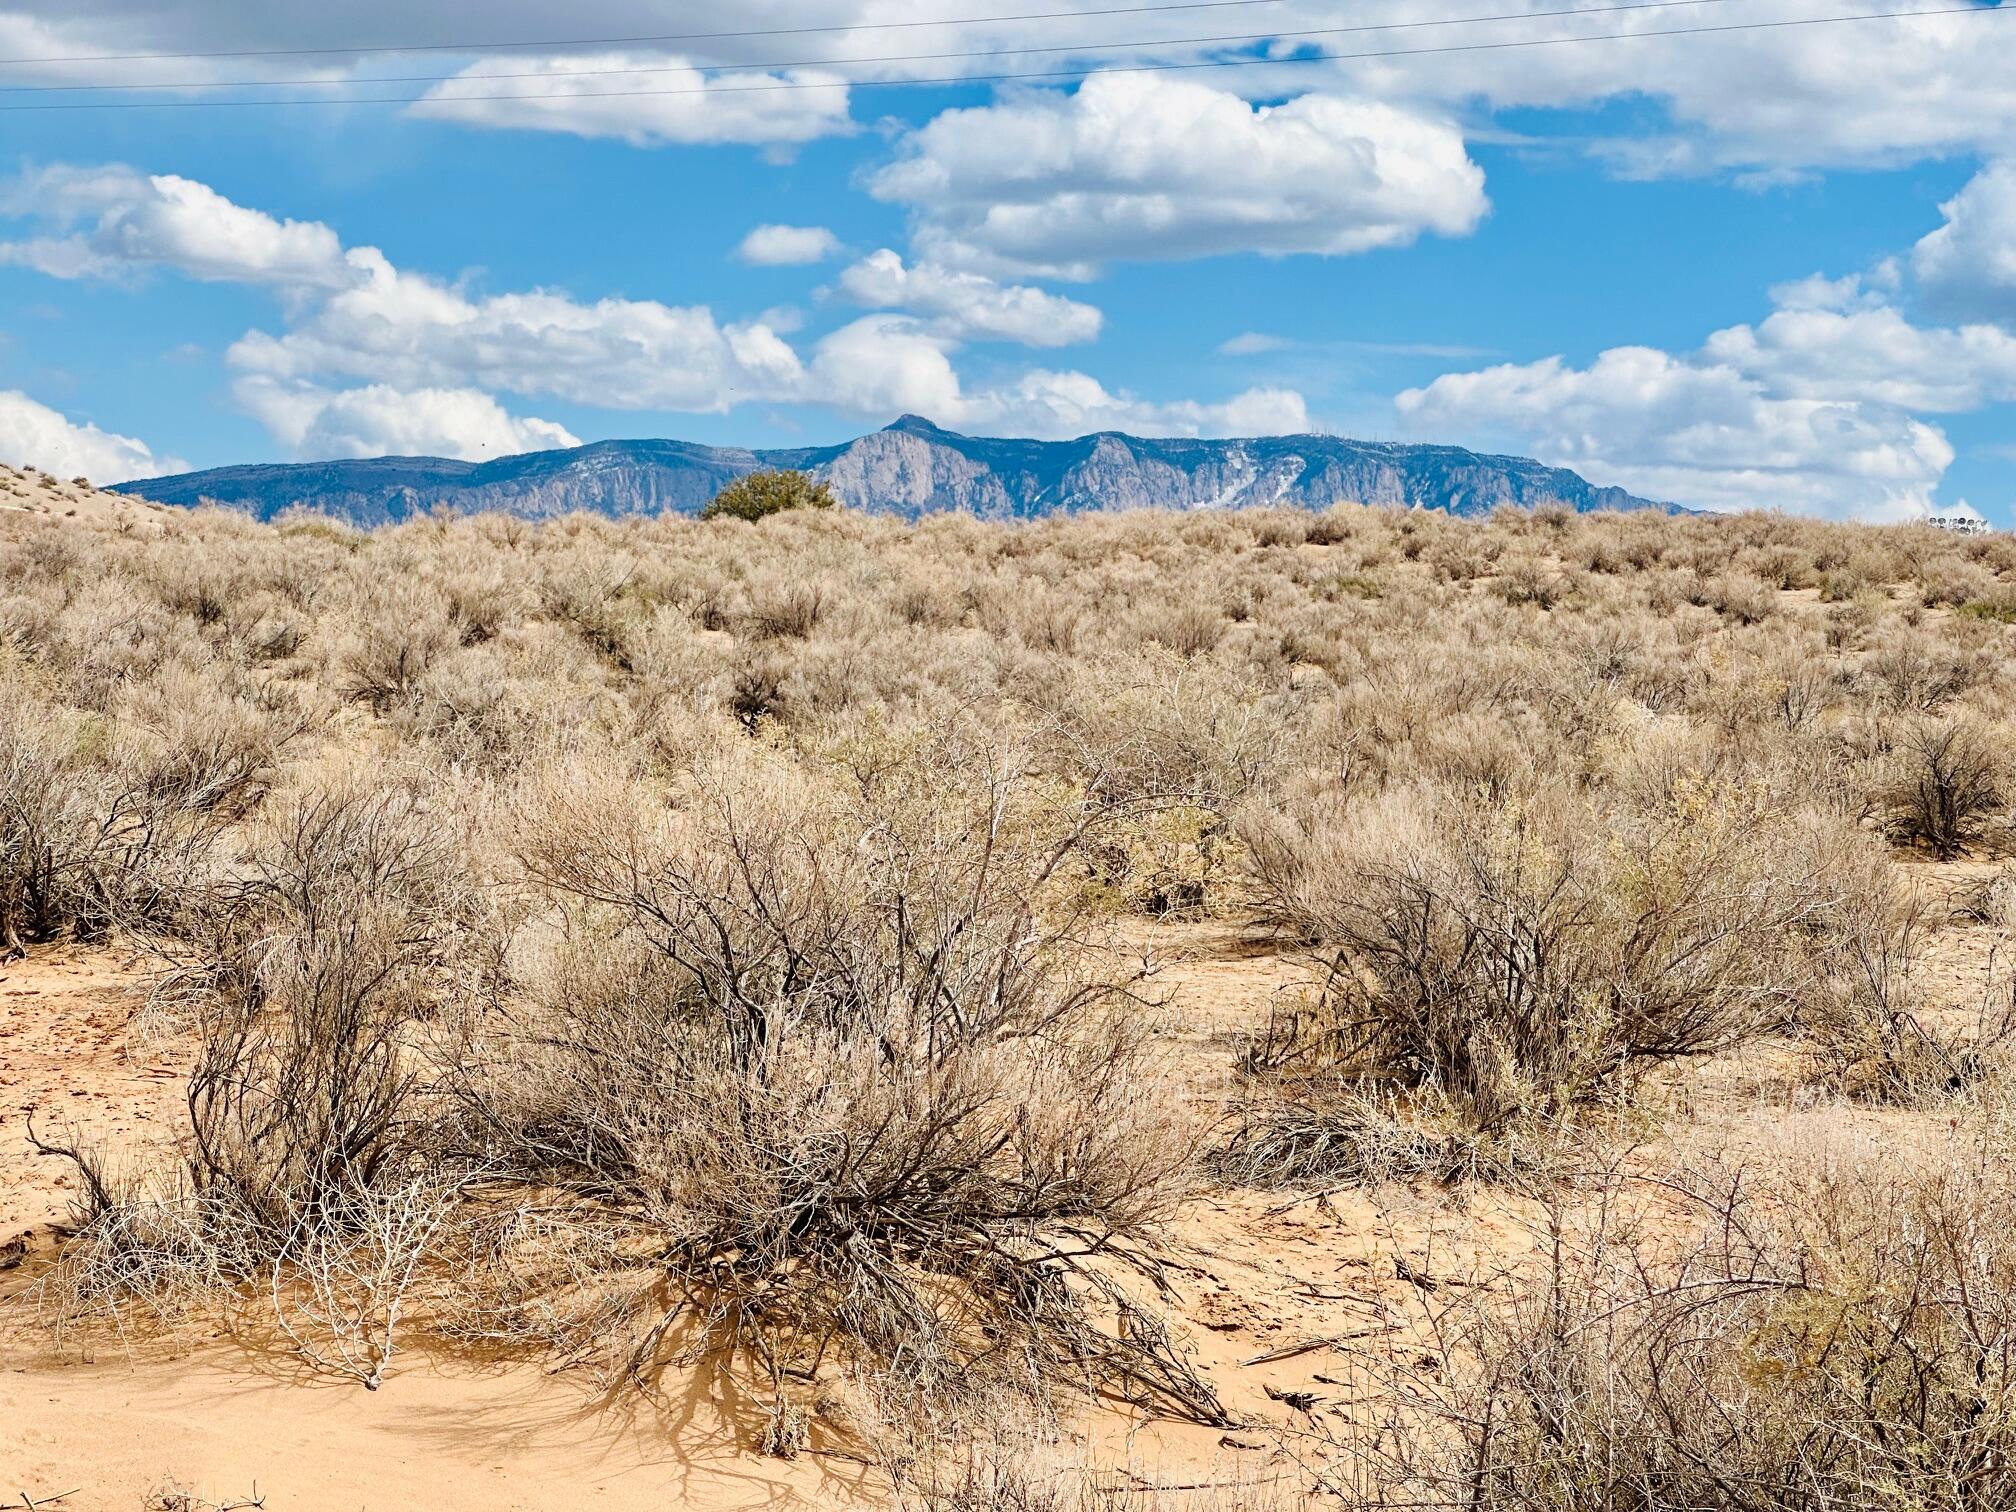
457,728,1227,1427
1238,778,1845,1137
11,496,2016,1466
1345,1120,2016,1510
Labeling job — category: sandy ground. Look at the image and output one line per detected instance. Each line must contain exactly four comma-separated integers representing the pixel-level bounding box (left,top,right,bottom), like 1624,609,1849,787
0,951,181,1259
0,465,171,532
0,952,862,1511
1,1345,874,1511
1,885,1999,1510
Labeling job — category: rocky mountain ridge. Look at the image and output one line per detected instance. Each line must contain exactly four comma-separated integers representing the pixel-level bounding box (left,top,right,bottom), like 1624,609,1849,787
114,415,1671,524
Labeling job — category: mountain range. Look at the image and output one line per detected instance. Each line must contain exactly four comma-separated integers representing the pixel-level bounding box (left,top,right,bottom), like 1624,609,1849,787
113,415,1670,524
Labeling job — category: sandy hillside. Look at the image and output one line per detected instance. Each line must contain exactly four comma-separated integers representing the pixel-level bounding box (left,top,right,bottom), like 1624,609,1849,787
0,465,170,531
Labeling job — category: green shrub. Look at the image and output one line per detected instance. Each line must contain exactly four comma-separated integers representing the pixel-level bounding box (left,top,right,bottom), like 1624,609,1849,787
699,469,836,522
1959,595,2016,625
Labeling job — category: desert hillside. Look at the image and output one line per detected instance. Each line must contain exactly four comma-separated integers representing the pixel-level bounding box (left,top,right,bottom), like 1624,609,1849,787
0,464,173,532
6,498,2016,1510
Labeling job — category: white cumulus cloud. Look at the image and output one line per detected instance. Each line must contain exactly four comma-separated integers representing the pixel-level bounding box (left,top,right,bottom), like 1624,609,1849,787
233,377,580,461
4,1,2016,175
736,224,842,266
870,73,1487,279
1398,346,1953,520
1315,0,2016,178
973,371,1310,439
0,163,350,288
2,160,1315,456
1391,212,2016,524
806,316,1306,438
1702,304,2016,413
1914,160,2016,323
805,316,968,424
410,53,854,148
0,389,180,482
225,246,808,414
837,250,1103,346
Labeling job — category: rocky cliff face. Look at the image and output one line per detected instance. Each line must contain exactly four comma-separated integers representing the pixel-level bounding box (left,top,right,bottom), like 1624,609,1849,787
115,415,1671,523
807,428,1018,516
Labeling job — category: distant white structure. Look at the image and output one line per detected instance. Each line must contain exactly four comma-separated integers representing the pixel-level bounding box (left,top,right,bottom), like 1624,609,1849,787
1925,502,1993,535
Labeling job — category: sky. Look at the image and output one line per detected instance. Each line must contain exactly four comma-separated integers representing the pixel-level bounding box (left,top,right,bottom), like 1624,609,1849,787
0,0,2013,522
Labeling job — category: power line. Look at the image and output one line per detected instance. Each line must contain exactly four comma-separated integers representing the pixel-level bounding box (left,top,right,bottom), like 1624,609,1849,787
0,0,1745,95
0,3,2000,111
0,0,1293,67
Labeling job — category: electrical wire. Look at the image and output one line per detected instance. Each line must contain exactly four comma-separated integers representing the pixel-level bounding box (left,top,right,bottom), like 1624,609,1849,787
0,0,1295,67
0,2,1999,111
0,0,1744,95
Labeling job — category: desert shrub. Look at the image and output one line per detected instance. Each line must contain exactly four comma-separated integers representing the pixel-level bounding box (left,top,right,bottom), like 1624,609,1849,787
1788,823,2016,1099
700,468,837,522
1323,569,1389,600
0,696,225,955
1738,542,1816,591
1919,557,1998,608
113,664,296,816
181,783,484,1225
742,575,828,639
30,575,190,707
1304,508,1355,546
337,603,459,711
1045,651,1303,915
1494,552,1574,608
1863,631,1982,711
440,562,530,645
1079,803,1228,917
30,1161,268,1333
1248,510,1307,548
1242,780,1835,1133
1709,570,1776,623
1759,646,1836,730
1138,601,1226,657
22,493,2016,1467
1210,1080,1539,1189
1369,1129,2016,1511
1959,587,2016,624
1884,713,2007,858
1959,864,2016,928
466,734,1223,1426
35,779,494,1378
270,1169,472,1389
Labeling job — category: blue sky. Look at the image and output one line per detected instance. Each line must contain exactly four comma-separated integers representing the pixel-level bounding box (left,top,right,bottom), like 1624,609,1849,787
1,1,2013,521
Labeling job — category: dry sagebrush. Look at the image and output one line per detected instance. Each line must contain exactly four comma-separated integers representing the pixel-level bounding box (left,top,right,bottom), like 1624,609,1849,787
8,497,2016,1468
1350,1118,2016,1511
457,731,1223,1427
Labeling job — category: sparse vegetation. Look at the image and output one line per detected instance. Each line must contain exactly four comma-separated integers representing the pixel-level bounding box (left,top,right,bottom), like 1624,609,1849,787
10,496,2016,1500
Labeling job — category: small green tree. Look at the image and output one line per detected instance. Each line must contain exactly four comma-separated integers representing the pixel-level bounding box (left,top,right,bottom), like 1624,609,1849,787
700,469,837,522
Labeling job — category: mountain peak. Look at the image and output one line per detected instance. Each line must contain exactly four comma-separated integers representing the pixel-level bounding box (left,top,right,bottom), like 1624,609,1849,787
882,414,957,438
